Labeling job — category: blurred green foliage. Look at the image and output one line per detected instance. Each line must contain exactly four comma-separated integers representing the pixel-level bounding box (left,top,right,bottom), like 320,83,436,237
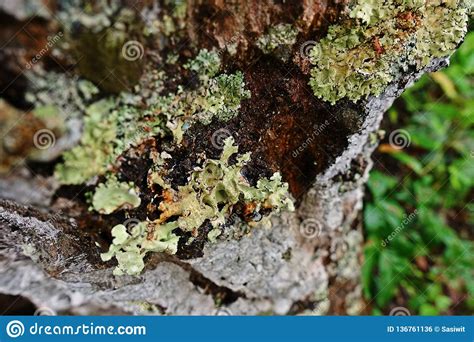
363,31,474,315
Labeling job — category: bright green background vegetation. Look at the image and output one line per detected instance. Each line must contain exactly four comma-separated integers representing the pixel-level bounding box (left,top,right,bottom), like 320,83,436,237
363,31,474,315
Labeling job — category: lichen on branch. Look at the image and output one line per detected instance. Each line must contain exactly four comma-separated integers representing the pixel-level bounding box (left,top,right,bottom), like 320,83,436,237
102,137,294,276
309,0,469,104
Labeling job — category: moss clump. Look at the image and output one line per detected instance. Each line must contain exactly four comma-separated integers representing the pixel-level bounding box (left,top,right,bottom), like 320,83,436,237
64,5,145,93
104,137,294,275
91,176,141,214
309,0,468,104
257,23,299,59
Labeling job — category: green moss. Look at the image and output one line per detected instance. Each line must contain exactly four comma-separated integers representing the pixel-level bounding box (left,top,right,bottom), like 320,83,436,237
257,23,299,58
166,0,187,19
309,0,469,104
91,176,141,214
65,7,145,93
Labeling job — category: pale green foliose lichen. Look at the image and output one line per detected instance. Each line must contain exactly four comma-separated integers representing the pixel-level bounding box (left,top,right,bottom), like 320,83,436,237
54,49,250,184
257,23,299,56
54,97,162,185
91,176,141,214
157,137,294,232
309,0,469,104
101,221,179,276
159,50,250,134
104,137,294,276
198,72,251,124
184,49,221,81
54,98,117,184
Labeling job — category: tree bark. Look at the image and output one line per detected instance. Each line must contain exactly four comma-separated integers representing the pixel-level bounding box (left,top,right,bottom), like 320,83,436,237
0,0,467,315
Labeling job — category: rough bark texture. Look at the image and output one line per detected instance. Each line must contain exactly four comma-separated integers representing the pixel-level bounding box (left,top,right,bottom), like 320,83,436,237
0,0,466,315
